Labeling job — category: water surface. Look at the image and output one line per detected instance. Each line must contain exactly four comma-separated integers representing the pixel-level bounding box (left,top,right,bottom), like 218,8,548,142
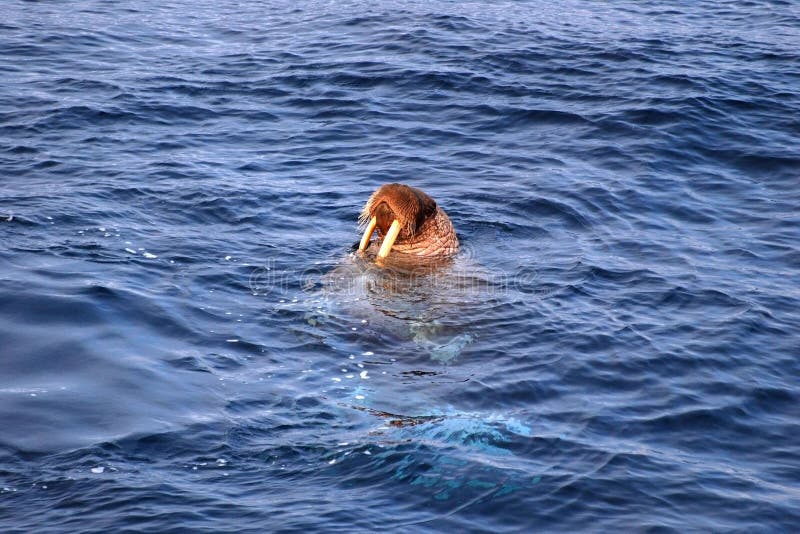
2,0,799,531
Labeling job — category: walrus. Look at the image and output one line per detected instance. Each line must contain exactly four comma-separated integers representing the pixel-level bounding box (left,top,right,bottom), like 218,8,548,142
357,183,459,261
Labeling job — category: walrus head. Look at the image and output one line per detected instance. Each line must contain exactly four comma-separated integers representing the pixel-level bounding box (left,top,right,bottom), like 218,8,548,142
358,183,459,260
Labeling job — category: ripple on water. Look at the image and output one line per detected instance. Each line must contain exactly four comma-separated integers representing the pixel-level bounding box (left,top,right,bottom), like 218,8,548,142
2,0,800,531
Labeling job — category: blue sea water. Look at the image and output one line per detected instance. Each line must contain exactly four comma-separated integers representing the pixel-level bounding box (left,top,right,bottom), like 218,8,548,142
1,0,799,531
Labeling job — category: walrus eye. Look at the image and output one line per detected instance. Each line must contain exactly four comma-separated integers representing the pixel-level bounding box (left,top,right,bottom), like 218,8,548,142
358,216,377,252
377,220,401,259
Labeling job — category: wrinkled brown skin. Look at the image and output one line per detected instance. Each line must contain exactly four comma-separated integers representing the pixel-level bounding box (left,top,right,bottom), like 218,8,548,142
359,183,459,259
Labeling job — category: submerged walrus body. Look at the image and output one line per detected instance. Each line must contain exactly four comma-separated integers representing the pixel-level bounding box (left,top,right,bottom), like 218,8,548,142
358,183,459,261
295,183,477,362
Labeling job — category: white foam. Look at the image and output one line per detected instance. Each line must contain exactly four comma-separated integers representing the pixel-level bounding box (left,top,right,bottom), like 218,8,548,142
125,248,136,254
360,371,369,379
90,466,104,474
142,252,157,259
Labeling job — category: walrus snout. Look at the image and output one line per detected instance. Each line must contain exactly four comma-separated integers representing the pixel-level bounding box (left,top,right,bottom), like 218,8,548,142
374,201,397,236
358,183,459,260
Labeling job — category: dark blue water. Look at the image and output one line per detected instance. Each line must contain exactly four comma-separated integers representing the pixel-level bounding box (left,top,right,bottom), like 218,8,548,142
2,0,799,531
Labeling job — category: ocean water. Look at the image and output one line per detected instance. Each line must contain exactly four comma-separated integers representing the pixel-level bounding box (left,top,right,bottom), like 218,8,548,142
1,0,799,531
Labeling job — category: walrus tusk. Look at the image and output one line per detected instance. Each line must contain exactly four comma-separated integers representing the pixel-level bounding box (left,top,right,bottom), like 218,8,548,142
377,219,401,259
358,216,377,252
